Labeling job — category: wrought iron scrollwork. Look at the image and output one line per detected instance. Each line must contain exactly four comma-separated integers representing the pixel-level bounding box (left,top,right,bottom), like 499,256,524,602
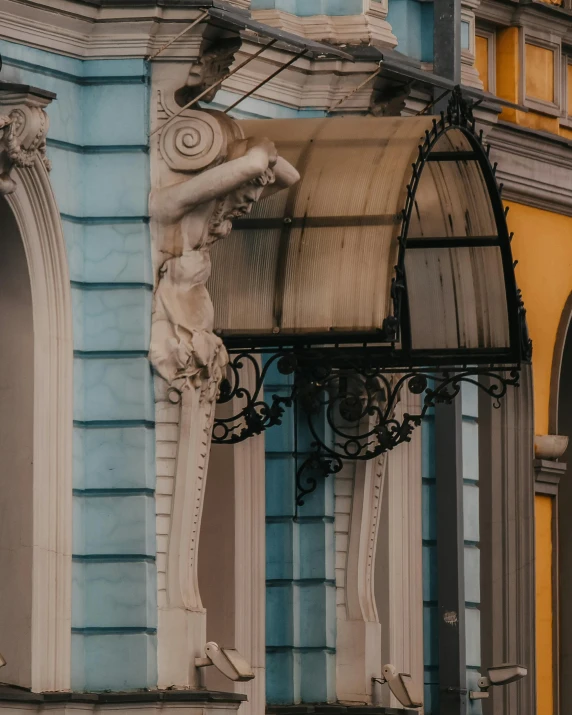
211,85,526,507
213,350,520,506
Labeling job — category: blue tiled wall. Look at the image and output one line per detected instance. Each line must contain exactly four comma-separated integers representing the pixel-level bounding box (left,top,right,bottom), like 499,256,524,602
0,39,156,691
387,0,434,62
251,0,363,14
264,363,336,704
421,384,481,714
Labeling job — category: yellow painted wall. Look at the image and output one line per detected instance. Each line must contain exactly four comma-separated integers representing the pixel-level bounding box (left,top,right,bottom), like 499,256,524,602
508,203,572,434
536,494,554,715
496,25,568,137
475,35,489,92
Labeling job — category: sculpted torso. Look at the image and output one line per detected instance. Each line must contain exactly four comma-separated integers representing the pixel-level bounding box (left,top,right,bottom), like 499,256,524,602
150,137,299,392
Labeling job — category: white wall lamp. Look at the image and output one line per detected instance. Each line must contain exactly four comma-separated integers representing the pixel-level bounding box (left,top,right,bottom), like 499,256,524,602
0,653,5,668
372,664,423,709
469,663,528,700
195,642,255,682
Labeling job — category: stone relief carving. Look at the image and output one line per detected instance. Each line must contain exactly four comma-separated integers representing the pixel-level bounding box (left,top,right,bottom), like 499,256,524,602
150,96,299,686
174,38,241,109
0,98,51,195
150,110,299,399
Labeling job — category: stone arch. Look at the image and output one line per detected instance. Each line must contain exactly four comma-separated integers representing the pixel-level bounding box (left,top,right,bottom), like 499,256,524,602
0,156,73,692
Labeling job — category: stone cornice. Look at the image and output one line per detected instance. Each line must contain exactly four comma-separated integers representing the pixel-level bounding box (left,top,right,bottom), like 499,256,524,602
488,120,572,216
0,0,210,57
476,0,572,34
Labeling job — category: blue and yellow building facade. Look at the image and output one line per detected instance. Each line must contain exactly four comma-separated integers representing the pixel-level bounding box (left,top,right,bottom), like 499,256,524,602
0,1,570,715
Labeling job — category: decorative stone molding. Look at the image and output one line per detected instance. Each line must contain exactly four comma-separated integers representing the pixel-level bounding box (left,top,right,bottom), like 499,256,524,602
0,84,73,692
150,86,298,688
535,434,569,460
377,389,423,709
488,121,572,217
251,6,397,49
0,86,52,195
336,453,386,704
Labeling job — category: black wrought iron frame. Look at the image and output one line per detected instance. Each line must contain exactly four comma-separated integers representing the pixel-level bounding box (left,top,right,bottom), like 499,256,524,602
212,86,530,507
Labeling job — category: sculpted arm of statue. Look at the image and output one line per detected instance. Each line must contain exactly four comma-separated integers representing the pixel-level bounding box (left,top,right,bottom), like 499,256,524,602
262,155,300,199
151,138,285,224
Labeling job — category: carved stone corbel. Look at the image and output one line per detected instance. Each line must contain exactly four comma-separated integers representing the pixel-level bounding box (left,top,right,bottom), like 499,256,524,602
150,86,299,688
0,86,52,195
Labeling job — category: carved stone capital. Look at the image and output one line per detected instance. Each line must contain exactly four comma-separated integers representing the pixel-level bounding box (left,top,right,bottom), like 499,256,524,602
0,85,54,195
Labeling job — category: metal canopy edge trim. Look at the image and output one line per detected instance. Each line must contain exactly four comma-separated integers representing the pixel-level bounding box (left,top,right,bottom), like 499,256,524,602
353,49,528,113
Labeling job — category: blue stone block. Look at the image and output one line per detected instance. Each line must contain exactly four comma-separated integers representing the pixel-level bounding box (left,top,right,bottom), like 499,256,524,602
266,650,299,704
299,583,336,648
462,419,479,482
265,406,294,452
421,3,434,63
266,584,297,647
71,633,86,691
423,604,439,667
82,83,148,146
62,219,84,282
266,455,296,517
82,59,147,79
73,496,85,555
73,426,155,490
251,0,362,14
73,287,151,353
462,381,479,419
422,482,436,541
463,484,480,542
72,633,157,691
424,682,439,715
266,521,298,580
0,39,81,76
422,544,438,602
466,607,481,667
82,221,153,284
73,356,154,423
82,152,149,217
299,520,335,580
72,560,157,628
75,494,155,556
47,145,82,216
300,650,336,703
422,416,435,480
464,546,480,604
72,562,85,627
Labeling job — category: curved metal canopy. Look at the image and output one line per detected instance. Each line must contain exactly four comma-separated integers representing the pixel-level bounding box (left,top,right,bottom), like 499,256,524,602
209,93,528,368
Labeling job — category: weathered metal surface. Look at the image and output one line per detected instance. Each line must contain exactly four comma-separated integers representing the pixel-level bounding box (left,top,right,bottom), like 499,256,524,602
209,116,510,353
210,115,436,338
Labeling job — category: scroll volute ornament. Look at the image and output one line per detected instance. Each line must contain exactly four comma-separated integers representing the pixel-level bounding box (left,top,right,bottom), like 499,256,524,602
0,90,51,195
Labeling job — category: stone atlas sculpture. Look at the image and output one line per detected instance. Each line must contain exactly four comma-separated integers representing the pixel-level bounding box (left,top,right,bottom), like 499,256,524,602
149,94,299,686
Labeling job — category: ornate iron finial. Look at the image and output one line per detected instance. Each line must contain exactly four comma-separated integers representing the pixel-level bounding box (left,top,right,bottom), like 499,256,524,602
446,85,474,127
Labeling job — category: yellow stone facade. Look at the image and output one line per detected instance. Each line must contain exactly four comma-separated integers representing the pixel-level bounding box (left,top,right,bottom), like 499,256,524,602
476,17,572,712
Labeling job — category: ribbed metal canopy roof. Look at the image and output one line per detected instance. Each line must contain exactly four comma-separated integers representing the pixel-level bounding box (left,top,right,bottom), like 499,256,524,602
209,110,524,366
